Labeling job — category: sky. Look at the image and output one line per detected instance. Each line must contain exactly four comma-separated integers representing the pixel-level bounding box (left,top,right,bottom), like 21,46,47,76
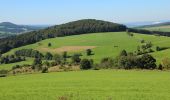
0,0,170,25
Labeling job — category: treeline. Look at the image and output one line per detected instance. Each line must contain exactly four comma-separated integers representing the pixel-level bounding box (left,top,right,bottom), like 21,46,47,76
0,19,126,54
128,28,170,36
0,55,25,64
15,49,43,58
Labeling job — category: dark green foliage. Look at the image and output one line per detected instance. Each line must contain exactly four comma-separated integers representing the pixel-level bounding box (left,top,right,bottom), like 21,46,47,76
0,19,127,54
141,39,145,43
42,67,48,73
128,28,170,37
48,43,52,47
80,59,93,70
0,70,8,77
43,61,50,67
44,52,53,60
118,55,138,69
62,51,67,60
156,46,169,51
86,49,92,56
0,55,25,64
158,64,163,70
71,53,81,64
138,54,157,69
15,49,43,58
120,50,127,56
32,58,42,70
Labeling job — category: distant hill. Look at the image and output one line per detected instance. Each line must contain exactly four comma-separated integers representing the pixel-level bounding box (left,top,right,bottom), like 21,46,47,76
135,22,170,32
0,19,127,54
0,22,47,38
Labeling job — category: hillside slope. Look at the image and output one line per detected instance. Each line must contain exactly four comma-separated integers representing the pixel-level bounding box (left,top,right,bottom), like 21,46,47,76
2,32,170,70
0,19,126,54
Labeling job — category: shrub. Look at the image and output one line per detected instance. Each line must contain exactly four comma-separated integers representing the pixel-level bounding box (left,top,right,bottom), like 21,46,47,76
138,54,156,69
53,54,63,65
86,49,92,56
80,59,93,70
158,64,163,70
120,50,127,56
44,52,53,60
48,43,52,47
42,67,48,73
162,57,170,70
71,53,81,64
0,70,8,77
100,57,114,69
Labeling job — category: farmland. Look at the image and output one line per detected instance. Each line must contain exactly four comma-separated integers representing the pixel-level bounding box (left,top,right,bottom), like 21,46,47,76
1,32,170,70
0,70,170,100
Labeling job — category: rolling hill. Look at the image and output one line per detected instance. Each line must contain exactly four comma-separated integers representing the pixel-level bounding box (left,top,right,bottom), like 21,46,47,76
0,19,126,54
1,31,170,70
135,22,170,32
0,22,46,38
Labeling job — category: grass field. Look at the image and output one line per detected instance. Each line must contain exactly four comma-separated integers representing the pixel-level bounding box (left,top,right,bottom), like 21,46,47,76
2,32,170,70
0,70,170,100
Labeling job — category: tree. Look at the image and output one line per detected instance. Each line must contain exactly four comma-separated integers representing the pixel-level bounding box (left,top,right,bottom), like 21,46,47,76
139,54,156,69
53,54,62,65
86,49,92,56
118,55,137,69
62,51,67,61
120,50,127,56
71,53,81,64
80,59,93,70
32,58,42,70
48,43,52,47
44,52,53,60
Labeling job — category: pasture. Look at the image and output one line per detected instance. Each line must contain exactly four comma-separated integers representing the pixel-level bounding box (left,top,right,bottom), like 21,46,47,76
0,70,170,100
2,32,170,70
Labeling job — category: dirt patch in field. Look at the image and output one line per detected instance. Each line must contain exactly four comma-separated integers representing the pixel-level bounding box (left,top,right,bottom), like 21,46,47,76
39,46,96,53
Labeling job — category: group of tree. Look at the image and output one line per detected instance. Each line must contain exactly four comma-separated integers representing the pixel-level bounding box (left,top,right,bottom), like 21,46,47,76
0,55,25,64
0,19,127,54
15,49,43,58
136,41,154,55
97,50,157,70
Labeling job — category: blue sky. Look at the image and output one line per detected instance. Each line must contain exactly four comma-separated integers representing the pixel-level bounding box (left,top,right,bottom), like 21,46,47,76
0,0,170,25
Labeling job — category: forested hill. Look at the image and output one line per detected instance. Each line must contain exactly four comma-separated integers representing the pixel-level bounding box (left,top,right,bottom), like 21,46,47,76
0,19,127,54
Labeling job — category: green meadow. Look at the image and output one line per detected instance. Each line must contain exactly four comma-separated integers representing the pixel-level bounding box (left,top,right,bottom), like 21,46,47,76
1,32,170,70
0,70,170,100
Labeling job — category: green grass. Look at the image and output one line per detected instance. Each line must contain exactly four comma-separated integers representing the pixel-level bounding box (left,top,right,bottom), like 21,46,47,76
2,32,170,70
0,70,170,100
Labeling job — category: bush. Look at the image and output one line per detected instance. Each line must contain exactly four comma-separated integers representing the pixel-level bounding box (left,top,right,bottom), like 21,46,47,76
44,52,53,60
139,54,156,69
80,59,93,70
86,49,92,56
100,57,114,69
48,43,52,47
42,67,48,73
158,64,163,70
0,70,8,77
162,57,170,70
71,53,81,64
